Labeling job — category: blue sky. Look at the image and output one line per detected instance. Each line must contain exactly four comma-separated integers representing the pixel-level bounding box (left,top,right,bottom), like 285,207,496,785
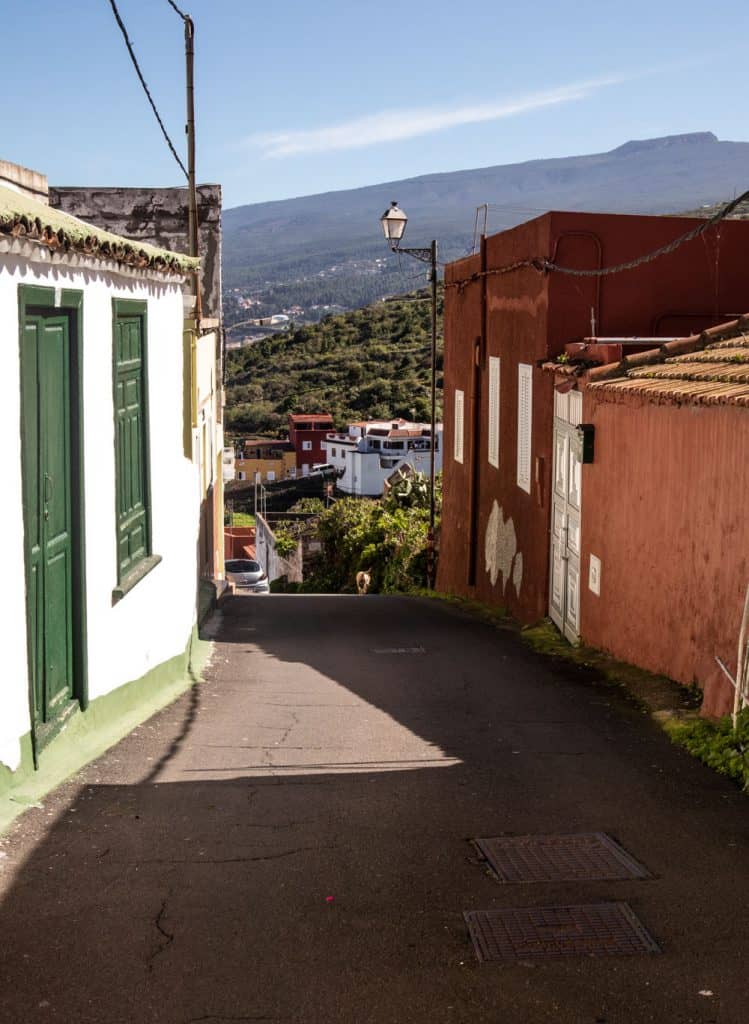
4,0,749,209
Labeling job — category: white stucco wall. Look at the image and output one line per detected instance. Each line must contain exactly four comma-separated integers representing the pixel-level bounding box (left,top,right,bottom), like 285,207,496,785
1,246,200,772
338,443,444,497
255,515,302,584
325,429,444,497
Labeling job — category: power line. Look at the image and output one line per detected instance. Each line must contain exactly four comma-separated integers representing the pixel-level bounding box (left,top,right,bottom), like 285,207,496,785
448,187,749,290
107,0,188,179
543,188,749,277
165,0,189,18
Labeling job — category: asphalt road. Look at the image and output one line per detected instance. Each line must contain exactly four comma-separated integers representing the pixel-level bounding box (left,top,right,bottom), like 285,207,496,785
0,594,747,1024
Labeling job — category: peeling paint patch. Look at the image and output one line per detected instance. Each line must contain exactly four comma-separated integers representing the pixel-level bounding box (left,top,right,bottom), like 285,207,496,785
485,501,522,594
512,551,523,596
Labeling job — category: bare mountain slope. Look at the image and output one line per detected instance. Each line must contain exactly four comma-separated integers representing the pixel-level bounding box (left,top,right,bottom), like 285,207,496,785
224,132,749,317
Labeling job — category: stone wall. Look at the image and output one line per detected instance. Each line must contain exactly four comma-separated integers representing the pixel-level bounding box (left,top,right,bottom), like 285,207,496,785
49,184,222,320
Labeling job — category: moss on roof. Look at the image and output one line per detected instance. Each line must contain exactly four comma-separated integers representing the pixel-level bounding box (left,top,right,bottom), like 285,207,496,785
0,184,199,275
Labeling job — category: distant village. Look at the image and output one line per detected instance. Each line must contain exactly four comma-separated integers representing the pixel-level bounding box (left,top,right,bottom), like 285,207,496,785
224,254,391,347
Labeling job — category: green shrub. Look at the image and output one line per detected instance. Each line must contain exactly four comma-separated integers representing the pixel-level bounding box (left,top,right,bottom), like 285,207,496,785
668,708,749,791
274,530,298,558
303,490,439,594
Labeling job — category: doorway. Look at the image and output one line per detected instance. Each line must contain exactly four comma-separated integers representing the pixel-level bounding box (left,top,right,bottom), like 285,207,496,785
549,390,583,643
19,287,87,754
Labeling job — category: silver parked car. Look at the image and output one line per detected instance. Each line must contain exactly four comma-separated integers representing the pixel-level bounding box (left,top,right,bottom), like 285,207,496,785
225,558,270,594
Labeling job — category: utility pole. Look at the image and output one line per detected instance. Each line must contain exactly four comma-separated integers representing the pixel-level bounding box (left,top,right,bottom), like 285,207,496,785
427,238,438,590
184,15,202,318
185,16,198,257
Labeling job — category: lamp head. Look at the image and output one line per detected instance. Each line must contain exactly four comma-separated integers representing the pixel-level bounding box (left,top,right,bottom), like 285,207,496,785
380,201,407,245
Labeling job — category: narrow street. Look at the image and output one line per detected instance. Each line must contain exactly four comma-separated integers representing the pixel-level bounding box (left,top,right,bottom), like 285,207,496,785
1,594,747,1024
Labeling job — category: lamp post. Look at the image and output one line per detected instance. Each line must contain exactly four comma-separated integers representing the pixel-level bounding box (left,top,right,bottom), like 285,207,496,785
379,201,438,589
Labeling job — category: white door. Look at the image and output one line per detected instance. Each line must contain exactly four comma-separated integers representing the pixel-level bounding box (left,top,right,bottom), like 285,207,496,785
549,391,583,643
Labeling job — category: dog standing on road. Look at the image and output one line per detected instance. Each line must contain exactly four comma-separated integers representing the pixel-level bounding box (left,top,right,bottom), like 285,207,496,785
355,570,372,595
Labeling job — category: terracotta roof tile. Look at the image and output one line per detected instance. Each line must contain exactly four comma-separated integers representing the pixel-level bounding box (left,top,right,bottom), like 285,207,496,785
588,317,749,407
0,184,197,275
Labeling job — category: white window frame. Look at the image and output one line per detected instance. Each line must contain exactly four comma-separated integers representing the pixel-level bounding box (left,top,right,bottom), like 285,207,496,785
488,356,500,468
301,440,313,451
454,389,465,464
517,363,533,493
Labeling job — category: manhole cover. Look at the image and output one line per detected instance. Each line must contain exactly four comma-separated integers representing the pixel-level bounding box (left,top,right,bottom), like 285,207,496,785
473,833,650,882
464,903,660,962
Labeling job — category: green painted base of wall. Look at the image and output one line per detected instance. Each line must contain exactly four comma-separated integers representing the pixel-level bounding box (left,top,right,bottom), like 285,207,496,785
0,627,212,836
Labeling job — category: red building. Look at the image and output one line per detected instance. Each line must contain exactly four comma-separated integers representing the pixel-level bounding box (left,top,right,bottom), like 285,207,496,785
288,413,334,474
558,318,749,717
437,211,749,712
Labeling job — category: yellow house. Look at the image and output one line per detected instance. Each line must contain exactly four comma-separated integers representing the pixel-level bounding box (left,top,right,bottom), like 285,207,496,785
235,440,297,483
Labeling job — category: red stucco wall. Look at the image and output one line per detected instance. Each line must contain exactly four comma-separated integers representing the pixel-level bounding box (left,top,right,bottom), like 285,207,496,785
437,210,749,627
579,395,749,717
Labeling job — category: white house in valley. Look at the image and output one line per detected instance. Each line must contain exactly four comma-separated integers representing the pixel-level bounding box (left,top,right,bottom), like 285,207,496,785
0,160,211,806
323,418,443,497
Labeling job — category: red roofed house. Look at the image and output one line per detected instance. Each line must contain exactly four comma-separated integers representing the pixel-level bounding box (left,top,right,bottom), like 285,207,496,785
288,413,334,475
557,317,749,718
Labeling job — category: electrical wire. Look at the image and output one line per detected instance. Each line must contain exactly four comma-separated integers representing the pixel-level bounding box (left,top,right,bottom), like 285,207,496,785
107,0,188,179
448,187,749,289
166,0,189,18
543,188,749,277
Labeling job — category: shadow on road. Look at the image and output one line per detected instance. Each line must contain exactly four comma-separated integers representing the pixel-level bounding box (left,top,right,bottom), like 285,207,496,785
0,594,746,1023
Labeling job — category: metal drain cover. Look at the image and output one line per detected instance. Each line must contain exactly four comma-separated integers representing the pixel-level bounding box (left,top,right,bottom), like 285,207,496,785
464,903,660,962
474,832,650,882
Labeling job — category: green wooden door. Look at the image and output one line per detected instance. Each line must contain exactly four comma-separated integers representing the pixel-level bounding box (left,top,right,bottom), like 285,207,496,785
114,315,148,578
21,313,74,728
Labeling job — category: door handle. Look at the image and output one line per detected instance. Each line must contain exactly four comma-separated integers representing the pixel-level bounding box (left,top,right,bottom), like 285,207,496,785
44,473,53,520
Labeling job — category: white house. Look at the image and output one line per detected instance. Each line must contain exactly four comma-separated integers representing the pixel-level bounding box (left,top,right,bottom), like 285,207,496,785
0,161,207,809
323,418,443,497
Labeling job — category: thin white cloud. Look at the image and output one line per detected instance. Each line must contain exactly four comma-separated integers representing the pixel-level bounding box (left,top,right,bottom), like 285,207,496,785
248,75,633,158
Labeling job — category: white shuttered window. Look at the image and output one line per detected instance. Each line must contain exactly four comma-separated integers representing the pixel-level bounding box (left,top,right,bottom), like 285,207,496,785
454,389,465,463
488,356,500,468
516,363,533,493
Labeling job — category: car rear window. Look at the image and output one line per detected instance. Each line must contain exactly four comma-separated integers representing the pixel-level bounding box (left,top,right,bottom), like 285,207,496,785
226,560,261,573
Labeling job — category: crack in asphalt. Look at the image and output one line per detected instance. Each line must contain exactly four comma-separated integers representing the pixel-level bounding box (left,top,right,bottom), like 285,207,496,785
135,848,317,865
185,1016,285,1023
277,711,299,746
147,895,175,972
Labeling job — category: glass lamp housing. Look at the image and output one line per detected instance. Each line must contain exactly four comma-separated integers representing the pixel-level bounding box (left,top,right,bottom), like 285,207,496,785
380,201,407,243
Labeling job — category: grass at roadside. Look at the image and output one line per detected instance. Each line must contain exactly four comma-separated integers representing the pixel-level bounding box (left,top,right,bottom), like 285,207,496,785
227,512,255,527
664,709,749,792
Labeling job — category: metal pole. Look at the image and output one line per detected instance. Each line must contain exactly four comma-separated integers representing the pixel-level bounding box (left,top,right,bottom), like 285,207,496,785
185,17,198,259
427,239,438,589
184,16,203,323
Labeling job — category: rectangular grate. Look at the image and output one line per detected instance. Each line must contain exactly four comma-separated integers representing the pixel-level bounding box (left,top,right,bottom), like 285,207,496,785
474,832,650,883
464,903,660,962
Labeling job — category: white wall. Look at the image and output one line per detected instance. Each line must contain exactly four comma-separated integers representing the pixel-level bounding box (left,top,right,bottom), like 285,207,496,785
255,515,302,584
338,441,444,497
0,247,200,772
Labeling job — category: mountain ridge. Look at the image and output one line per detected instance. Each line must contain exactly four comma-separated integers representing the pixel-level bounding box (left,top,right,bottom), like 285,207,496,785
223,132,749,323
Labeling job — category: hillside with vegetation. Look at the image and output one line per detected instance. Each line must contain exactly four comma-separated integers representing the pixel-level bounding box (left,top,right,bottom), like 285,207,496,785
223,132,749,322
224,289,443,436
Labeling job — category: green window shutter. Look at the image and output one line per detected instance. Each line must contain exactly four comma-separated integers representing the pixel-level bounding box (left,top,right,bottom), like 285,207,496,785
113,308,150,581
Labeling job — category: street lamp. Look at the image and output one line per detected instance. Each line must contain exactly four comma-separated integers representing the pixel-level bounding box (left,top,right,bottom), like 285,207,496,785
379,201,438,589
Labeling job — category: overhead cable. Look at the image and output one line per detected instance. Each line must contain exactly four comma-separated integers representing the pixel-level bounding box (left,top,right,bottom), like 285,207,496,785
166,0,190,18
448,187,749,290
107,0,188,179
543,188,749,277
